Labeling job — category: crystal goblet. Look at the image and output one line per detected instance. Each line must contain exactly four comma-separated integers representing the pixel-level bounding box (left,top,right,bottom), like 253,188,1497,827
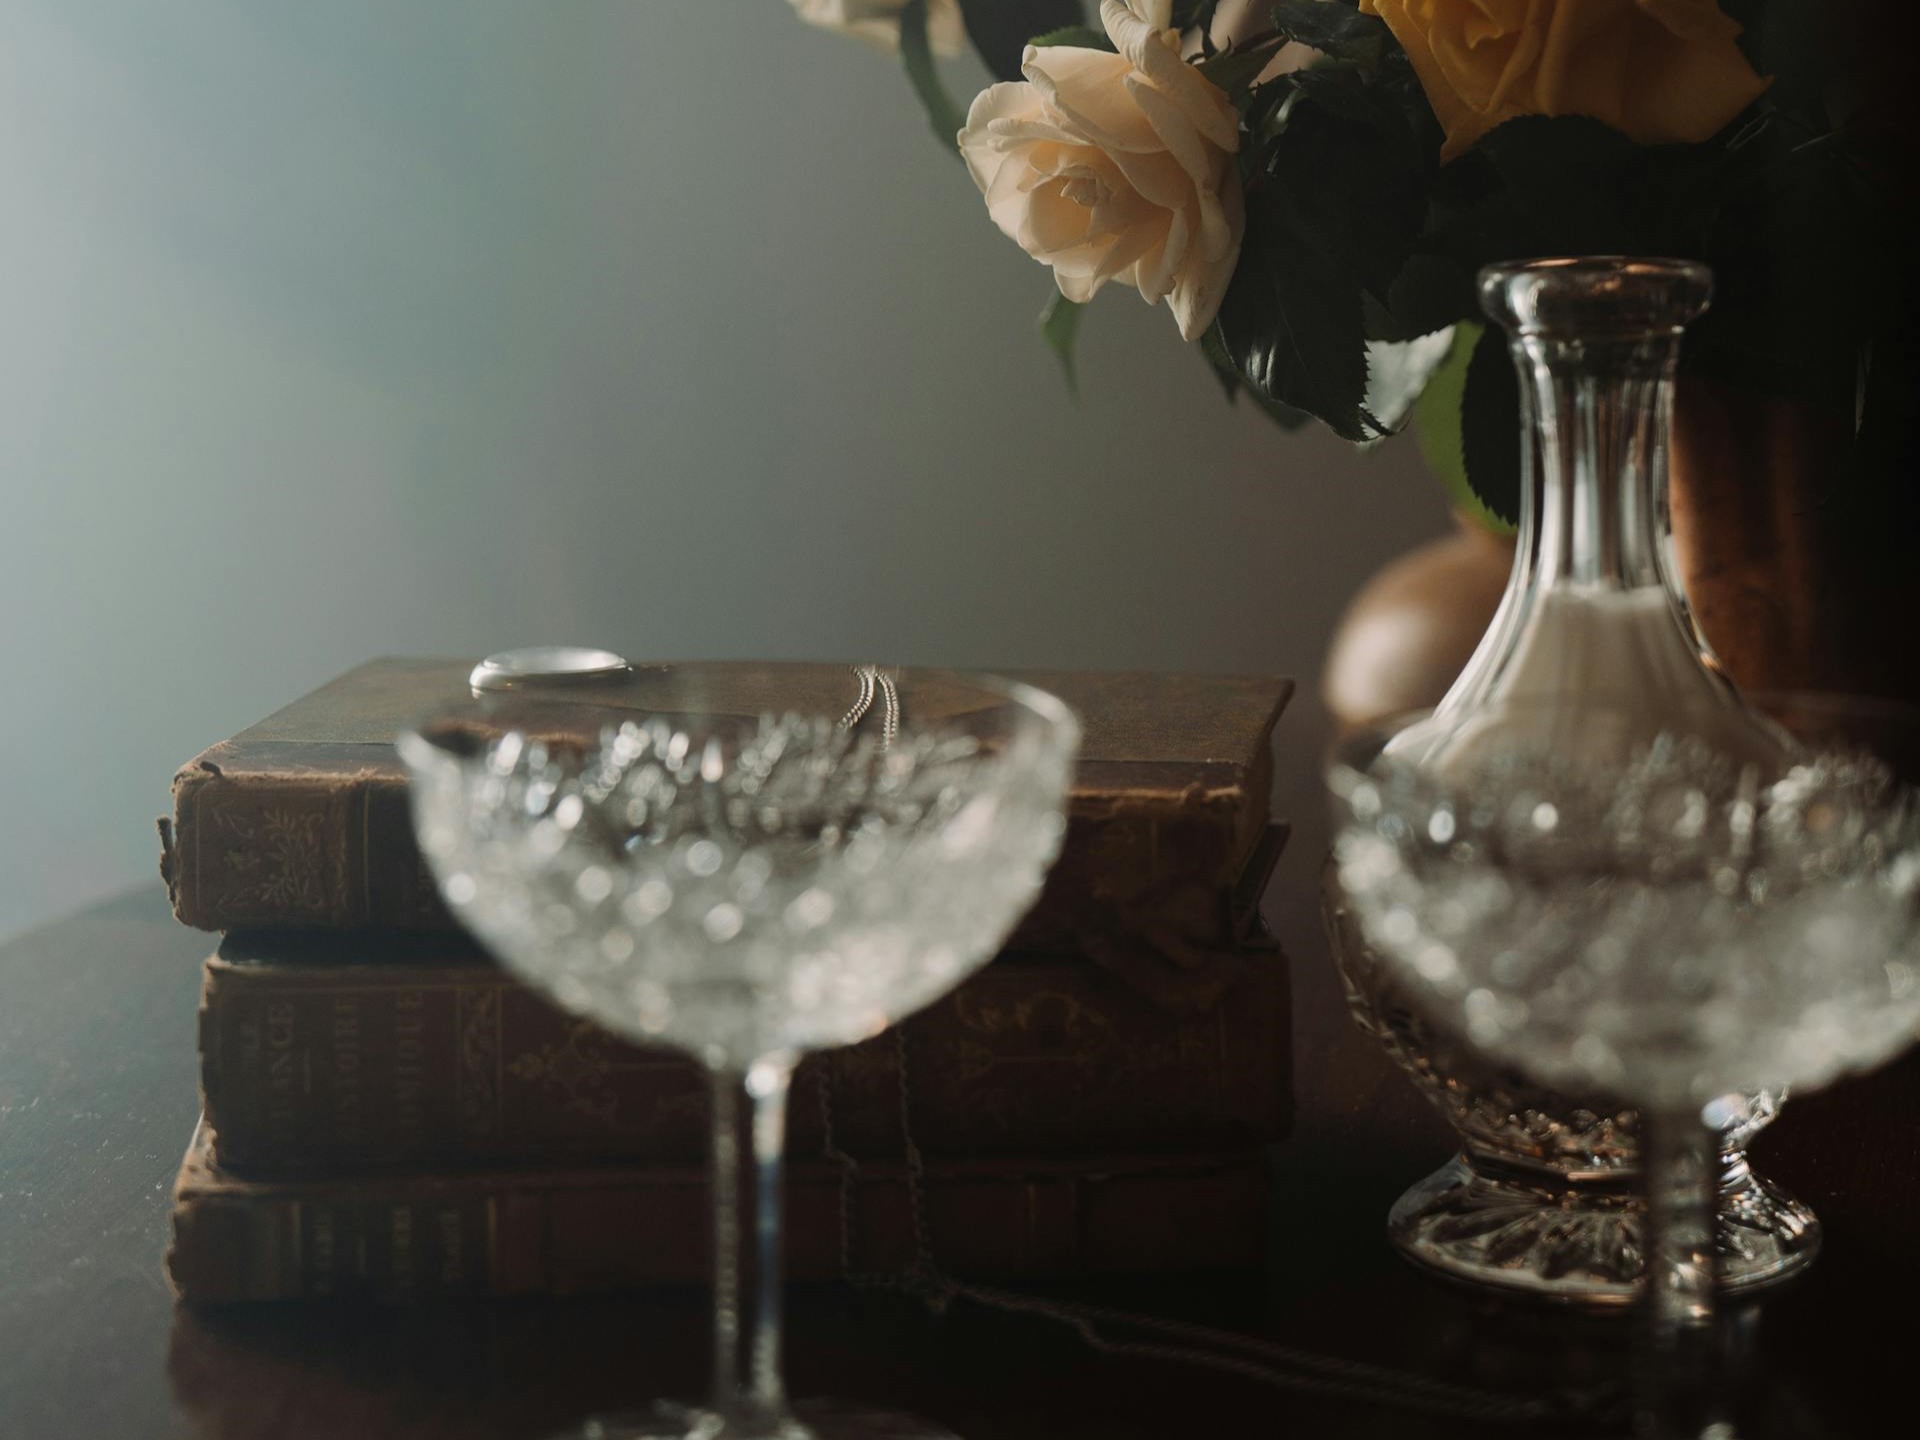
400,665,1080,1440
1329,698,1920,1437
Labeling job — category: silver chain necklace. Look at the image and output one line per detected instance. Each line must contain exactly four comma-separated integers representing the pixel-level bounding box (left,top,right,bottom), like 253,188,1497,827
839,664,900,746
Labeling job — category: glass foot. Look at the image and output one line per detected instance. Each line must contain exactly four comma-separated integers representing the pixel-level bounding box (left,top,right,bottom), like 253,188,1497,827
1388,1153,1821,1307
573,1400,962,1440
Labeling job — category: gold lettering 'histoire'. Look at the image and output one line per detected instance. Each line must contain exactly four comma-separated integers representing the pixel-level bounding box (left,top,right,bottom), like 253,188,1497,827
331,997,363,1146
392,989,428,1136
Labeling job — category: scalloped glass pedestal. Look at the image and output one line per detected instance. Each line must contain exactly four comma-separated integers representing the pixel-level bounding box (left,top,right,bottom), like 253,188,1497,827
1329,869,1819,1304
1329,692,1920,1434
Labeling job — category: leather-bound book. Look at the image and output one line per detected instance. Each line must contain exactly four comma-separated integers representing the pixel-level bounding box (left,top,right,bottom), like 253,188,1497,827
198,921,1292,1175
165,1123,1271,1303
159,661,1292,956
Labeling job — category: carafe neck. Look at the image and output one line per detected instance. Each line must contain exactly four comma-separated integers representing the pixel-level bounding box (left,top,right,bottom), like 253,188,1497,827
1436,259,1733,721
1523,331,1680,595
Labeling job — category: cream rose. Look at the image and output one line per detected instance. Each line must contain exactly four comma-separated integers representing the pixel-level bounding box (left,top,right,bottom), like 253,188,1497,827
958,0,1245,342
1360,0,1771,160
788,0,964,56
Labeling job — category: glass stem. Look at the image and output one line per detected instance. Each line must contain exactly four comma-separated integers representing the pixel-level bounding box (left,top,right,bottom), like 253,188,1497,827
706,1056,798,1421
708,1066,743,1410
1639,1109,1727,1438
746,1054,795,1413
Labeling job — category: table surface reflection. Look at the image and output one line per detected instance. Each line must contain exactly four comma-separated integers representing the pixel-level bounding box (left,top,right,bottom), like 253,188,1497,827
1,889,1913,1439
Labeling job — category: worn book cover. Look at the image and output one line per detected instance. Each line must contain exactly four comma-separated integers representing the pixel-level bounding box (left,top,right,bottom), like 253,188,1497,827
160,661,1292,956
166,1122,1271,1303
199,920,1291,1175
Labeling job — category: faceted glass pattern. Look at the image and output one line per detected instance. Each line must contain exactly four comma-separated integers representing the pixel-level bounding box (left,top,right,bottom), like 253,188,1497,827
400,667,1079,1440
1330,701,1920,1436
1333,722,1920,1110
407,705,1073,1070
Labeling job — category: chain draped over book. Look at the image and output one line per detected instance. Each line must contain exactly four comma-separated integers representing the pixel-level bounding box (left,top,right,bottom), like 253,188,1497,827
839,664,901,747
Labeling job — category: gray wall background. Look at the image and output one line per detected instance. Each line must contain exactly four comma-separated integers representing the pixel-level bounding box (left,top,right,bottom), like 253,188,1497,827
0,0,1447,948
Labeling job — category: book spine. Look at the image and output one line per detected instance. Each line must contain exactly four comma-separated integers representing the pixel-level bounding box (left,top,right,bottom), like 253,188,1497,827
166,765,448,931
166,1156,1271,1303
165,766,1262,947
199,955,1291,1172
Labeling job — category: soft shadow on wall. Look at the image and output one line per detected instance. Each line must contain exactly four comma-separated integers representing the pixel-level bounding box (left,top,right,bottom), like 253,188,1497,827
0,0,1448,942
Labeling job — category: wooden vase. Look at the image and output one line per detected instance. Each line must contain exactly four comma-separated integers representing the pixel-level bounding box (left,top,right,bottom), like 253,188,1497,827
1320,521,1514,729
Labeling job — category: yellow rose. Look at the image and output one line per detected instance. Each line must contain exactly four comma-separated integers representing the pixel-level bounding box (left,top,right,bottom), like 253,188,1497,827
789,0,964,56
1360,0,1770,160
958,1,1244,341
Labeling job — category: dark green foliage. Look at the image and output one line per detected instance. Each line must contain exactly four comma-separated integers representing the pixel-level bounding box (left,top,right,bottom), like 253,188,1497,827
1420,116,1697,278
1266,0,1390,65
1169,0,1229,36
1365,329,1459,436
1216,180,1375,441
908,0,1910,532
1286,69,1434,298
960,0,1086,81
1038,291,1084,396
1195,40,1288,99
1201,324,1313,429
1459,323,1521,528
1216,53,1435,439
1413,323,1514,532
1028,24,1112,51
1377,100,1915,516
1380,252,1477,342
900,0,968,152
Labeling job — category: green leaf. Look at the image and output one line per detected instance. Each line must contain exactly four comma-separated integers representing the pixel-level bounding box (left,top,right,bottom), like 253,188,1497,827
900,0,968,154
1477,112,1643,192
1170,0,1228,35
1255,67,1434,301
1200,323,1313,429
1215,46,1441,440
1429,114,1677,262
1029,23,1112,51
1268,1,1391,66
1364,328,1456,436
1195,40,1286,102
1458,321,1521,528
1214,182,1372,440
1198,325,1241,404
959,0,1086,82
1379,251,1475,342
1037,290,1084,398
1413,323,1513,533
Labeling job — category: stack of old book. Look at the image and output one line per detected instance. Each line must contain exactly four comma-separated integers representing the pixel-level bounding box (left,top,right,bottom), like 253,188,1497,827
158,660,1294,1302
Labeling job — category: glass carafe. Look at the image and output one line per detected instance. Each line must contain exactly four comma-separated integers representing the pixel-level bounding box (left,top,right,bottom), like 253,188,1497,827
1324,257,1821,1305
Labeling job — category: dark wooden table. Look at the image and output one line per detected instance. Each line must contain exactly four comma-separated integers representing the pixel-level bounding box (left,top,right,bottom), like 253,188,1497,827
2,888,1913,1439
